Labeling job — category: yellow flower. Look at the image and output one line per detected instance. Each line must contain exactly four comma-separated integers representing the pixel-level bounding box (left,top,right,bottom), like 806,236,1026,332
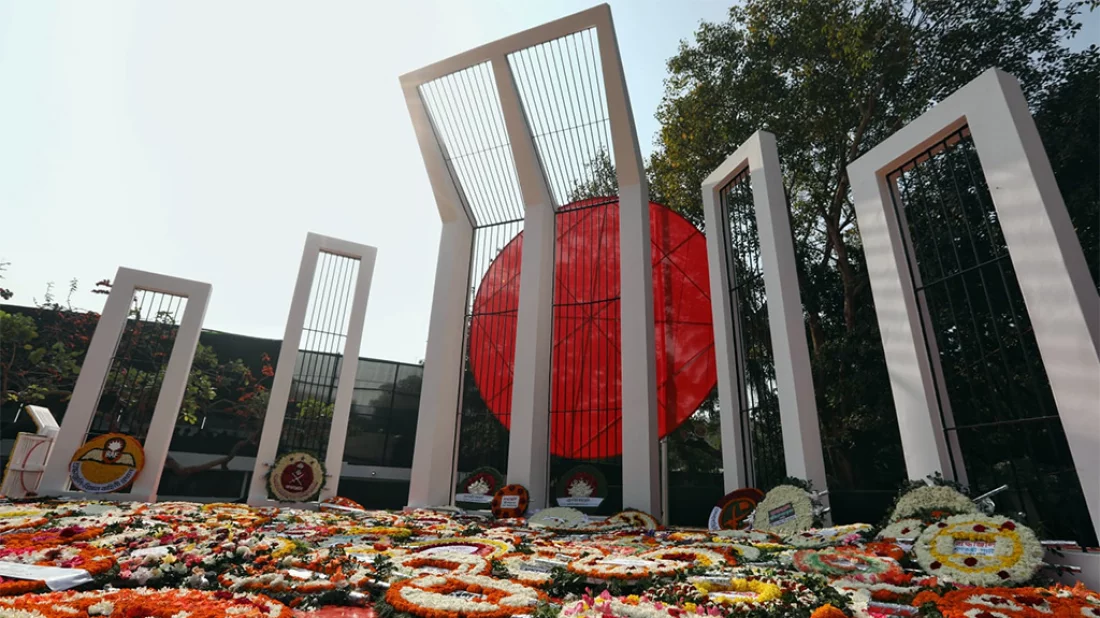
626,596,641,604
683,603,698,613
162,554,177,565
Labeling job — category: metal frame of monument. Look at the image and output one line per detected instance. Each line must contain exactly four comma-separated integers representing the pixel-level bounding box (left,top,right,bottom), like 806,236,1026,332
701,131,829,505
38,267,212,502
848,68,1100,541
247,232,377,505
403,3,662,514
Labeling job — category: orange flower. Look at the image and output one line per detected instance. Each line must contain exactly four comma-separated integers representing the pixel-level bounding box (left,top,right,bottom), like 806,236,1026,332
811,604,848,618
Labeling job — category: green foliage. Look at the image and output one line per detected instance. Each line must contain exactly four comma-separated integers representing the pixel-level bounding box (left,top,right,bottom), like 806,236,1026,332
295,398,334,419
648,0,1092,497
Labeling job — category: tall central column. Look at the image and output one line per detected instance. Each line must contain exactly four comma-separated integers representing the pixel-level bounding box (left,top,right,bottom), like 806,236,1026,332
493,57,556,510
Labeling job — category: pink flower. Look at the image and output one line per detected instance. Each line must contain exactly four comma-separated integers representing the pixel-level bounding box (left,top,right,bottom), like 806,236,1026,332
120,569,133,579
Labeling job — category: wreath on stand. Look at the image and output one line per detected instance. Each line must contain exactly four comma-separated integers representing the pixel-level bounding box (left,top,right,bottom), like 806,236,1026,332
267,452,327,503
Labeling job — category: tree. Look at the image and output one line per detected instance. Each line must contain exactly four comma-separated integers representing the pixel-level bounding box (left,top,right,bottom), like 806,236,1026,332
648,0,1091,493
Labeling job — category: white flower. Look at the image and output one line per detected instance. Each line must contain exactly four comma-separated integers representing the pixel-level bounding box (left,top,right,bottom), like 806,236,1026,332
877,518,924,540
568,479,594,497
890,486,977,522
467,478,491,495
88,602,114,616
753,485,815,534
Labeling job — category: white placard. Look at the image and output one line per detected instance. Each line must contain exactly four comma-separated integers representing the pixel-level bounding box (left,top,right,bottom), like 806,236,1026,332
130,546,171,559
421,545,480,555
0,562,92,591
287,568,326,580
953,540,996,556
603,558,658,568
708,506,722,531
456,493,494,504
556,497,604,507
500,495,521,509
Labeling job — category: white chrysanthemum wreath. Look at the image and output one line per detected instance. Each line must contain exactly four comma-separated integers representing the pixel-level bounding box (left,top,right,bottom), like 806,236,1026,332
876,518,924,541
889,485,977,522
912,513,1043,586
752,485,815,535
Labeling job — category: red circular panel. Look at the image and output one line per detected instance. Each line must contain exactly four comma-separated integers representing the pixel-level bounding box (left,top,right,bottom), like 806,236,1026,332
468,198,717,459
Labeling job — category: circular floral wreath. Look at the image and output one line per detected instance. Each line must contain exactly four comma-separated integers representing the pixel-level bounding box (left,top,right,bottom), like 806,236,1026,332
876,517,925,541
913,514,1043,586
712,529,782,544
638,546,734,569
785,523,873,548
568,554,683,581
267,452,326,503
605,509,661,531
670,572,822,611
913,586,1099,618
752,485,815,535
490,485,530,519
889,485,977,522
528,507,587,530
561,591,690,618
385,573,545,618
402,537,514,559
791,546,906,585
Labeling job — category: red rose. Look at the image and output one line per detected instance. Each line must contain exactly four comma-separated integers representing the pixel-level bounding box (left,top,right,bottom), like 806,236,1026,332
964,557,978,566
929,561,941,570
973,524,987,532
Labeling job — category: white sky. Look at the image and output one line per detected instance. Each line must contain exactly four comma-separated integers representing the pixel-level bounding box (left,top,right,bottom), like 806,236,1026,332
1,2,1093,364
0,0,730,364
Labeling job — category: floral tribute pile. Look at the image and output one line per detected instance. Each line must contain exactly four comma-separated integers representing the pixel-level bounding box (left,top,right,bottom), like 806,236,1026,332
0,479,1094,618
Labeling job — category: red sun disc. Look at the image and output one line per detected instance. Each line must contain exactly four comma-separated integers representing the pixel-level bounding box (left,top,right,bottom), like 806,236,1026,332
468,198,717,459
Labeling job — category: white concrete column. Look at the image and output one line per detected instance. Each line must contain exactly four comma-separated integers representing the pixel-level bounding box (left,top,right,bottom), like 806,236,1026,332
321,243,377,500
599,15,660,515
129,276,211,502
750,133,828,504
848,68,1099,540
38,267,211,500
967,70,1099,538
408,219,474,507
247,241,320,504
492,56,556,510
702,131,827,501
702,170,748,494
247,233,377,505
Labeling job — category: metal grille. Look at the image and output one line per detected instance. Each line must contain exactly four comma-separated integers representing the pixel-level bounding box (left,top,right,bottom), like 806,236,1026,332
87,290,188,442
718,169,786,490
419,63,525,227
888,127,1096,545
277,251,360,457
509,28,614,207
455,220,524,477
549,198,622,512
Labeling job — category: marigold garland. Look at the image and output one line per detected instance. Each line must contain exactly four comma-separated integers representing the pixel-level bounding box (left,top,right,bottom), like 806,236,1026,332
385,573,545,618
0,587,287,617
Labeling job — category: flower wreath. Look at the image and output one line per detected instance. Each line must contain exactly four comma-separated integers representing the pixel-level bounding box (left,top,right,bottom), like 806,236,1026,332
695,542,762,563
567,554,682,581
752,485,816,535
267,452,326,503
401,537,514,559
384,573,545,618
606,509,661,531
785,523,873,548
0,525,105,548
201,502,271,528
456,467,504,511
0,588,288,618
889,485,976,523
561,590,694,618
0,544,116,596
877,518,925,541
662,572,822,613
390,553,492,580
711,529,782,545
637,546,735,569
913,514,1043,586
0,506,49,534
912,587,1088,618
490,484,530,519
791,547,908,586
498,553,565,585
528,507,588,530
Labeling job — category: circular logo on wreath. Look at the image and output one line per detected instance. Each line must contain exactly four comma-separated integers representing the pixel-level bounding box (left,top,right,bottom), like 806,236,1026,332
709,488,764,531
268,452,325,502
491,484,530,519
69,433,144,493
555,465,608,512
455,466,504,510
